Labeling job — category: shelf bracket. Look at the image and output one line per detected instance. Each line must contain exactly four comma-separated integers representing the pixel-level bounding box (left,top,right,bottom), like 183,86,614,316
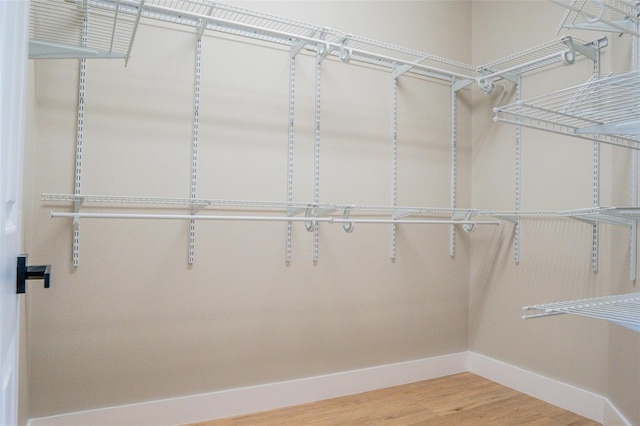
392,56,430,79
392,209,420,220
452,78,474,93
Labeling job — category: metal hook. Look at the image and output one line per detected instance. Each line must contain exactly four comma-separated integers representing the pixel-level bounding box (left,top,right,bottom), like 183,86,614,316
478,78,495,95
304,207,315,232
339,46,352,63
342,208,354,233
462,212,476,233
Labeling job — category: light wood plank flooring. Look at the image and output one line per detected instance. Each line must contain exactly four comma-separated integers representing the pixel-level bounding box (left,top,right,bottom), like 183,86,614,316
187,372,600,425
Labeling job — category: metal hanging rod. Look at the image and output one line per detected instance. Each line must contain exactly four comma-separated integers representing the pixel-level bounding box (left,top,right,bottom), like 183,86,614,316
44,193,640,227
50,211,501,227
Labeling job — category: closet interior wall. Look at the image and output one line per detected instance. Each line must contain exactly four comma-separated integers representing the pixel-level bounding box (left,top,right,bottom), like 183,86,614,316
22,0,640,423
24,1,474,418
470,1,640,424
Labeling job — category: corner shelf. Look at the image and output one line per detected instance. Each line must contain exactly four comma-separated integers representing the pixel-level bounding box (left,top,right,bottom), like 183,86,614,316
552,0,640,37
494,71,640,150
475,36,604,94
523,292,640,332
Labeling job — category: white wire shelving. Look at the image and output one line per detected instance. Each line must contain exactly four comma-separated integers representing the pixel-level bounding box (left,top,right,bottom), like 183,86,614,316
523,292,640,332
43,193,503,228
32,0,613,265
46,193,640,228
552,0,640,37
494,71,640,150
475,36,604,94
29,0,604,88
29,0,143,61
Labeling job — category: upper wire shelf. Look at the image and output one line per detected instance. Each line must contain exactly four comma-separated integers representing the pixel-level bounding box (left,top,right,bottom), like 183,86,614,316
552,0,640,36
475,36,604,93
494,71,640,150
523,292,640,332
29,0,606,88
29,0,142,60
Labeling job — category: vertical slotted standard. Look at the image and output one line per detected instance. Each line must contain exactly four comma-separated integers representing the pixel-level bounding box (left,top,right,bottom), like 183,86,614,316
631,22,639,281
285,53,296,264
312,49,321,262
189,34,202,264
73,11,90,267
450,84,457,257
391,71,398,260
592,46,600,273
514,74,522,265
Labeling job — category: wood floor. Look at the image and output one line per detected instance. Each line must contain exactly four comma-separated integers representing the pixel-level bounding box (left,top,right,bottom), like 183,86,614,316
187,372,600,425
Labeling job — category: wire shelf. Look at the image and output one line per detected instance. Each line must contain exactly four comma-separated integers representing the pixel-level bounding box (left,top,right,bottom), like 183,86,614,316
29,0,141,60
523,292,640,332
44,193,640,227
127,0,478,81
30,0,606,85
478,36,592,76
552,0,640,36
494,71,640,149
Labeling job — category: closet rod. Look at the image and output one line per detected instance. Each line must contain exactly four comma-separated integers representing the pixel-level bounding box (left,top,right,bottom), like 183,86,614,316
50,211,500,226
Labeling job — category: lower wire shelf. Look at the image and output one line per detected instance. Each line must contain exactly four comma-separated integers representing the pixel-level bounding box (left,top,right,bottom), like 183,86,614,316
523,293,640,333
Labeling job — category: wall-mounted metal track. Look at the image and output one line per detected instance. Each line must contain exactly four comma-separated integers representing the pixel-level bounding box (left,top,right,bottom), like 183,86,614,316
188,34,202,264
391,71,399,260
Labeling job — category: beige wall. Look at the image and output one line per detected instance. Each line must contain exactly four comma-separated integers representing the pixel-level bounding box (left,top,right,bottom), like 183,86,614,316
470,1,640,424
22,0,640,423
23,1,473,418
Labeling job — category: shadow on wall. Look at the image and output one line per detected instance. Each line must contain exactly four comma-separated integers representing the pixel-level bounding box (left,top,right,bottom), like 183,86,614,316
470,216,607,341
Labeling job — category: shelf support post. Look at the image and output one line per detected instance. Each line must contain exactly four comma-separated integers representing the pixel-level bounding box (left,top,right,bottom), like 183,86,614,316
72,6,89,267
285,50,297,264
631,21,639,281
312,49,322,262
515,74,522,265
188,31,202,264
391,66,398,260
449,82,457,257
591,40,601,274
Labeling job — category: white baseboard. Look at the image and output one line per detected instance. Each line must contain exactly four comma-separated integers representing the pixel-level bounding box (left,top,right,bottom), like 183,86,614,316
467,352,631,426
28,352,467,426
28,351,633,426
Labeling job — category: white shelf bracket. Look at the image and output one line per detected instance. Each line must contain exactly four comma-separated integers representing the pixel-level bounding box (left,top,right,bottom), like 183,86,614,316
452,78,474,93
392,210,420,220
